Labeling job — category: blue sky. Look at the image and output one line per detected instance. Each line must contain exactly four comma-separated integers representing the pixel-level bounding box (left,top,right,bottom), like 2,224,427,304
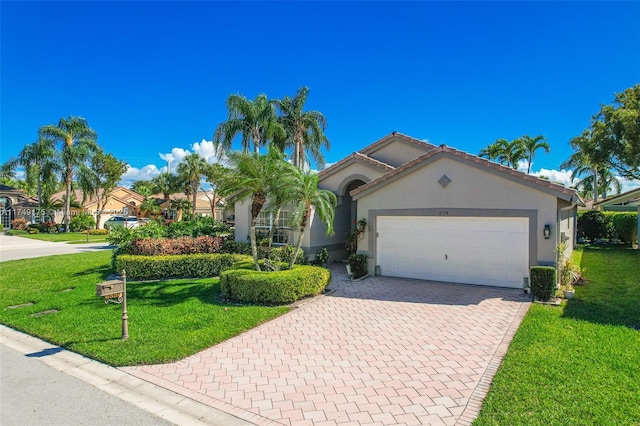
2,1,639,190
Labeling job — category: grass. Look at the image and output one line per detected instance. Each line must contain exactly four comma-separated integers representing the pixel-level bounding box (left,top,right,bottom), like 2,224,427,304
9,231,109,243
0,251,289,366
474,245,640,425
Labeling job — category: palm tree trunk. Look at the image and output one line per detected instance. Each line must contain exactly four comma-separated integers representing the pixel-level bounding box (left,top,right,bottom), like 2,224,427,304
267,206,282,251
64,161,72,232
192,187,197,219
289,208,309,269
210,193,217,219
593,168,599,202
250,219,260,271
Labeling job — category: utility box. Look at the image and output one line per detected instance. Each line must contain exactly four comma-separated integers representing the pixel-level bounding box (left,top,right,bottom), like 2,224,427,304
96,280,125,297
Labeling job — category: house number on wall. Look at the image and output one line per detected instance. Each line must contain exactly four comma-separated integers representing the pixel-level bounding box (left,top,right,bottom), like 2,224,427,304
439,210,449,216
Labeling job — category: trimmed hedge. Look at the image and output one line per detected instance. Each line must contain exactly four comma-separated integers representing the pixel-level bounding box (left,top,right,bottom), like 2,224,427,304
129,236,224,256
577,210,638,243
530,266,556,301
114,253,252,280
220,265,331,305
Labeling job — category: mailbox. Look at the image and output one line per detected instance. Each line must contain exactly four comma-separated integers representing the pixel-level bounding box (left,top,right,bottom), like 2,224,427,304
96,280,125,297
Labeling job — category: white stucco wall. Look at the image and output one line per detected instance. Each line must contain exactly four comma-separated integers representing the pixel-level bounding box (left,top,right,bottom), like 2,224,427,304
355,156,565,273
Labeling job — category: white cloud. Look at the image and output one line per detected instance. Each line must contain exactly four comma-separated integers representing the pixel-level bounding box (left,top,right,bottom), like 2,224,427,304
531,168,578,187
619,176,640,193
119,164,162,187
191,139,226,164
159,147,190,169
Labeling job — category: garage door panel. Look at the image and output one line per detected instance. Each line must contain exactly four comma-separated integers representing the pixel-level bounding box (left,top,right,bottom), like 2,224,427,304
377,216,529,288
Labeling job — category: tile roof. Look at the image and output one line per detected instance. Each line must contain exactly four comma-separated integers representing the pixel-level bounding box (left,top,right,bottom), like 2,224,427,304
318,152,395,181
359,131,438,156
351,144,579,202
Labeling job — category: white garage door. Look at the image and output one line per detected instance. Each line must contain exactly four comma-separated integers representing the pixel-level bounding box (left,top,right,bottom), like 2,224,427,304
376,216,529,288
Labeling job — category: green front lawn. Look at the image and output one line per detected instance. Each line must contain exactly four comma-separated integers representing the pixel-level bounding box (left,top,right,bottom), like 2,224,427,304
475,246,640,425
10,231,109,243
0,251,289,366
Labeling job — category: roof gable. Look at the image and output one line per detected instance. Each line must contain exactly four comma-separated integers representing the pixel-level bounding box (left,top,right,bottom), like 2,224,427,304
351,145,578,202
358,132,437,167
318,152,395,182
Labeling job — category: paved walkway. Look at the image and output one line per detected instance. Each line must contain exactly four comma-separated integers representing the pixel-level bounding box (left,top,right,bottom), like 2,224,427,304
0,233,112,262
123,266,530,425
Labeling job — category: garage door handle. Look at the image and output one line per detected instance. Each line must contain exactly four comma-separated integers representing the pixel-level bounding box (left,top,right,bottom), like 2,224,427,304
445,254,448,260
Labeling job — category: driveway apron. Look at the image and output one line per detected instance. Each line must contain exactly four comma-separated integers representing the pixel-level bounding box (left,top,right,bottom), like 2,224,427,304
122,265,530,425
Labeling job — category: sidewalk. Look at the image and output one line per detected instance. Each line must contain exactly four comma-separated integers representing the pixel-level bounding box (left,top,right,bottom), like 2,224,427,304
0,233,112,262
0,326,252,425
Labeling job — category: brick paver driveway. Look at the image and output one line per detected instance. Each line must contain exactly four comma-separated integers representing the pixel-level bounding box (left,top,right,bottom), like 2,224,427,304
123,266,530,425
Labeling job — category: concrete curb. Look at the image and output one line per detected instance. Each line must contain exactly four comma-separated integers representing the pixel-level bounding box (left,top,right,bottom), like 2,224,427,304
0,325,253,425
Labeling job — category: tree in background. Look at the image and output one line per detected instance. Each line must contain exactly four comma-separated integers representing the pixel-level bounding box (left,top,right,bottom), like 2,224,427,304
574,168,622,200
213,93,283,154
78,150,127,228
273,87,329,168
202,163,228,220
479,138,526,169
517,135,550,174
40,116,98,232
131,179,155,195
288,167,337,269
170,198,192,222
8,136,61,208
177,153,208,216
586,84,640,180
151,172,180,202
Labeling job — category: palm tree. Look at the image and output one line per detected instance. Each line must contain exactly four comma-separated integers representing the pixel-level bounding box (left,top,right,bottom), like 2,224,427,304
202,163,228,220
213,93,283,154
17,136,60,207
170,198,192,221
40,116,98,232
176,153,208,215
574,168,622,200
140,197,161,219
517,135,550,174
273,87,329,168
479,138,526,169
561,137,606,202
151,172,180,202
224,148,289,270
288,167,337,269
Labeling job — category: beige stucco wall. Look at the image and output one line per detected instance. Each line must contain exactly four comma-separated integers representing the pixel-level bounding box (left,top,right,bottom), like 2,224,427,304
319,161,388,193
364,140,431,168
355,156,566,273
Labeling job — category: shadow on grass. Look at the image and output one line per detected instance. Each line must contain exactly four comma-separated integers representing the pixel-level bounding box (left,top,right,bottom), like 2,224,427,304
125,281,223,307
562,299,640,330
72,265,112,280
561,245,640,330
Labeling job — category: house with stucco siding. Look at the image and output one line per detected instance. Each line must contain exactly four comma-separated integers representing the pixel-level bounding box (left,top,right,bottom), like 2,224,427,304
234,132,582,288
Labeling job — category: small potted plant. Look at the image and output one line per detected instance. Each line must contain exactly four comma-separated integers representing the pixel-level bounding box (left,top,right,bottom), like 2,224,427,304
557,243,581,299
315,247,329,266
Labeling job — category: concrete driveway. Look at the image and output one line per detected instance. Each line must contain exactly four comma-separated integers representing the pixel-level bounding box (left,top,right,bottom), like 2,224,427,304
123,266,530,425
0,233,112,262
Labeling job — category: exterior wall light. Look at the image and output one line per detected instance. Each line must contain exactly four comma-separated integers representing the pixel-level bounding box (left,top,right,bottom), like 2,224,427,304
544,224,551,239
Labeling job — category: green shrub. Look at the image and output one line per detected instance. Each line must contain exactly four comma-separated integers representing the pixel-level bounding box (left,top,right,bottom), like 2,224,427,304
70,213,96,232
114,253,252,280
82,228,109,235
349,254,368,279
129,236,224,256
577,210,614,240
608,212,638,244
273,244,305,265
530,266,556,301
0,223,3,231
220,265,331,305
222,240,251,255
27,227,39,234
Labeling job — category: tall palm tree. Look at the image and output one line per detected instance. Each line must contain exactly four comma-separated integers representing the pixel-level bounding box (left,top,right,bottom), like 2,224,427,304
17,136,60,207
273,87,329,168
176,153,208,215
40,116,98,232
574,168,622,200
517,134,550,174
223,148,289,270
288,167,337,269
479,138,526,169
151,172,180,202
213,93,283,154
561,135,606,202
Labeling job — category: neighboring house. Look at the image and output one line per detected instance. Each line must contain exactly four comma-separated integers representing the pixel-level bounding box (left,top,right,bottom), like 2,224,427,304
49,186,144,228
593,187,640,247
0,185,38,229
235,132,582,289
156,191,229,222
